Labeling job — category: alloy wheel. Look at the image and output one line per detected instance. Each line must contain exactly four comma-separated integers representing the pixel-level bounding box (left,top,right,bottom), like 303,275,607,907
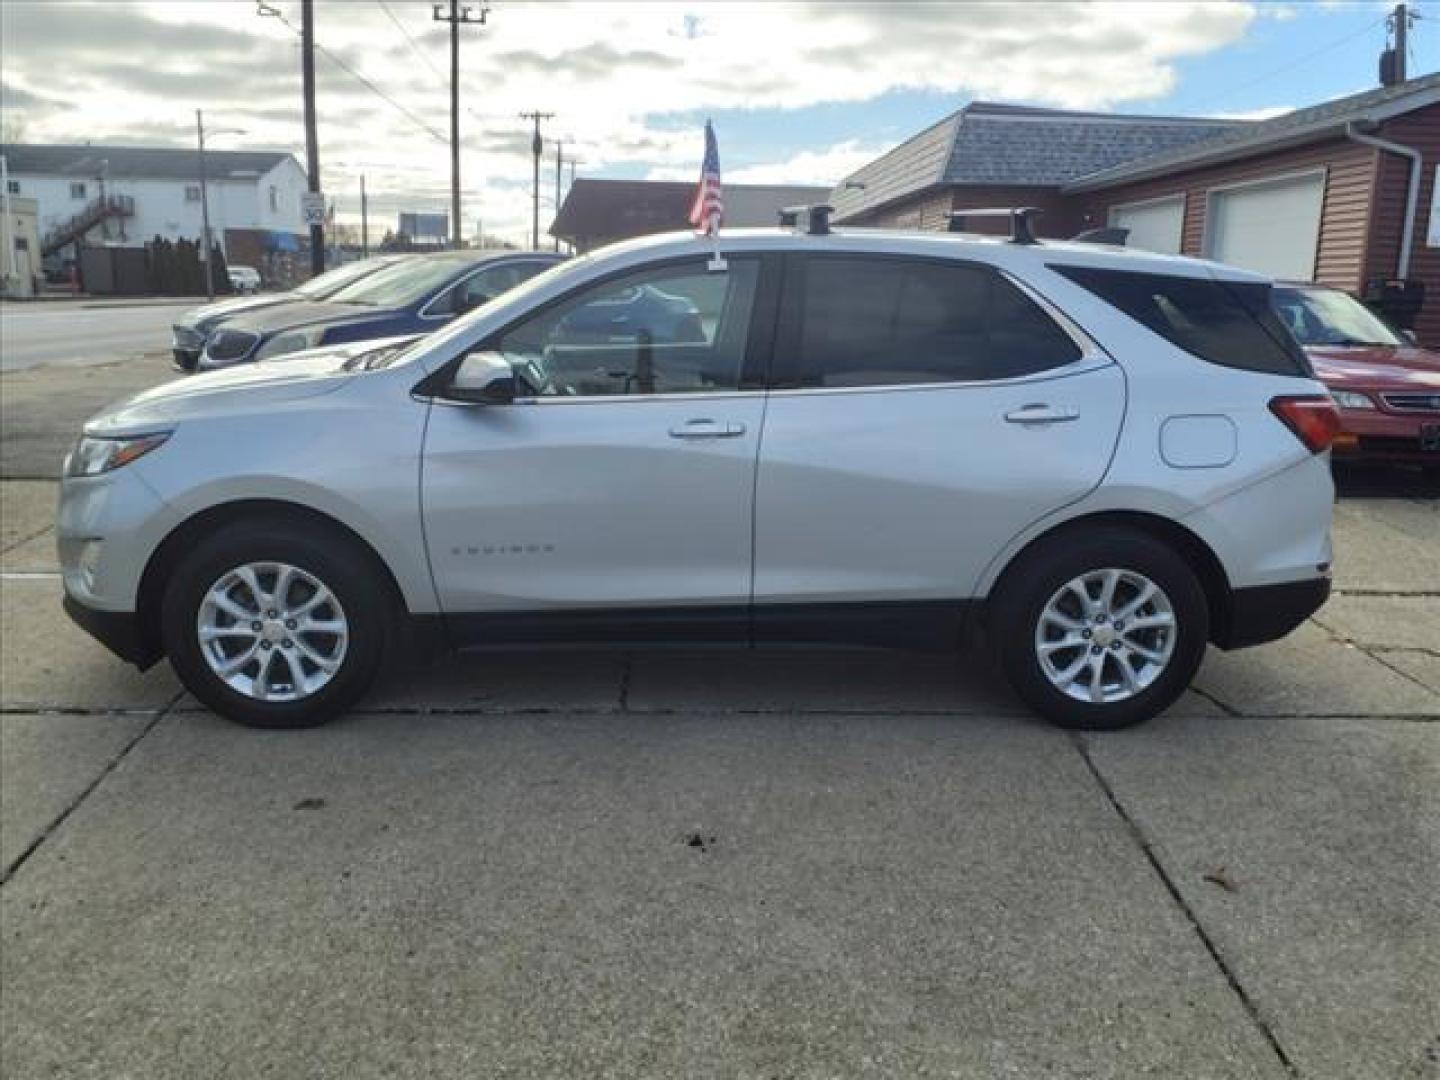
1034,568,1177,704
196,561,349,702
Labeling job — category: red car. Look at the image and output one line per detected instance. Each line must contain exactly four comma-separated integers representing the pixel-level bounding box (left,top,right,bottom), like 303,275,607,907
1273,283,1440,467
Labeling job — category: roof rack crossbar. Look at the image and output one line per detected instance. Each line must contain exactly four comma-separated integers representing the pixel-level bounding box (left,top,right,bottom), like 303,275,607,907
779,203,834,236
946,207,1043,245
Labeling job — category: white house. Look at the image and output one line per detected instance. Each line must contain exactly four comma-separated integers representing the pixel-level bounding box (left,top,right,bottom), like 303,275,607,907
0,143,307,258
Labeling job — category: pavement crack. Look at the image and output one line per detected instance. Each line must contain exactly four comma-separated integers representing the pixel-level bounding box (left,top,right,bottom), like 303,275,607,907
1330,588,1440,599
0,523,52,556
1072,734,1300,1078
0,689,183,886
1309,615,1440,700
1189,684,1242,717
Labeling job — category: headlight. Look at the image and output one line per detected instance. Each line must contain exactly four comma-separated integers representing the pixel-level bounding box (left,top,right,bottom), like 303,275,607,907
1330,390,1375,410
255,327,327,361
64,432,171,477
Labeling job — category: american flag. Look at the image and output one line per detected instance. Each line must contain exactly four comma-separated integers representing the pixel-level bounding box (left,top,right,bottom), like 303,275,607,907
688,120,723,236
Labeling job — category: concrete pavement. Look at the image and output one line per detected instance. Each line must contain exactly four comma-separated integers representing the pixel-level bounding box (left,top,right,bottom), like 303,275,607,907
2,469,1436,1079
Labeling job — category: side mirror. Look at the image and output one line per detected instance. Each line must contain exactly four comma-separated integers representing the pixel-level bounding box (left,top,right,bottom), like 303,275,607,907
1401,329,1419,346
444,351,515,404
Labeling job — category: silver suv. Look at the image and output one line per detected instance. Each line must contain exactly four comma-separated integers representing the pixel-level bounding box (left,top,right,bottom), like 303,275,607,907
59,219,1338,730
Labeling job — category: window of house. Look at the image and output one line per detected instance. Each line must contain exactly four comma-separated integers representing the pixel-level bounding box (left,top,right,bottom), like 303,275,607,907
788,257,1081,388
269,186,279,212
5,180,18,195
184,184,202,202
69,182,87,200
492,259,761,397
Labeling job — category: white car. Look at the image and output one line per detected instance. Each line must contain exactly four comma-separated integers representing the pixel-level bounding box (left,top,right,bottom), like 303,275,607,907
226,265,262,293
58,216,1338,730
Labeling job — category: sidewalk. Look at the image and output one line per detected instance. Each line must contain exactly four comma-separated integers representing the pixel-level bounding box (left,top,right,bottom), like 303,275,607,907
2,294,201,310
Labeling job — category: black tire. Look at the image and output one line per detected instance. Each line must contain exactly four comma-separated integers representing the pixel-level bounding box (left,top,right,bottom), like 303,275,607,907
991,526,1209,731
161,517,393,728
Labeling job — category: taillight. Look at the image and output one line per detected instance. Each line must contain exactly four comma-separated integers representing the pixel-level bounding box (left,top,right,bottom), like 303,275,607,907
1269,395,1342,453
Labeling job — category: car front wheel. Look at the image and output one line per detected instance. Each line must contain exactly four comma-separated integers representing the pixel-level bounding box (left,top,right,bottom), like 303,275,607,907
161,519,391,728
992,527,1209,730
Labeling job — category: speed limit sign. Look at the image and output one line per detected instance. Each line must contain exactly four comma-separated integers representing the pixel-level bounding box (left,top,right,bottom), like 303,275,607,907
301,191,327,227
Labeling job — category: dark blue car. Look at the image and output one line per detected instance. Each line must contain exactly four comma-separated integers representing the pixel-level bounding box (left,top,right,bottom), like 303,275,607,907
197,250,564,371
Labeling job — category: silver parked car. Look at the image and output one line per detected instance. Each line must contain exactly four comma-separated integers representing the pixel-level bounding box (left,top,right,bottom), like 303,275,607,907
59,220,1337,730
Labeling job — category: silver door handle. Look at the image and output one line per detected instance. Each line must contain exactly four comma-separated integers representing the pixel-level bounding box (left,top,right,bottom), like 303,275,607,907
1004,403,1080,424
668,419,746,439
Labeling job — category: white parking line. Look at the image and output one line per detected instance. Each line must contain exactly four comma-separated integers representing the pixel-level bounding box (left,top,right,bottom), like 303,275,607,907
1,571,62,579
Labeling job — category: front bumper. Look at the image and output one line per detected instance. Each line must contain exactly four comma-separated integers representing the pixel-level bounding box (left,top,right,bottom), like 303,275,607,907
62,594,160,669
1212,577,1332,650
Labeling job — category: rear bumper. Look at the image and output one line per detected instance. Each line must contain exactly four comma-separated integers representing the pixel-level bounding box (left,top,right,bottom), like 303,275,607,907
62,594,160,669
1213,577,1331,650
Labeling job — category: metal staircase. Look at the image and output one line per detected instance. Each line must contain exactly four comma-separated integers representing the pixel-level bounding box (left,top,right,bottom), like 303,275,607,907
41,194,135,257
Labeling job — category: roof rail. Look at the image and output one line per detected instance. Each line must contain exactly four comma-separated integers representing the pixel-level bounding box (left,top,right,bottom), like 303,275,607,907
1071,226,1129,246
779,203,834,236
946,207,1042,245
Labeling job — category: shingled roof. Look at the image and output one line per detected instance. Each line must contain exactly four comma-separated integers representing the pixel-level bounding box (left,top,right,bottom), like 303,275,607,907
551,177,829,241
0,143,298,182
830,102,1246,221
1065,72,1440,191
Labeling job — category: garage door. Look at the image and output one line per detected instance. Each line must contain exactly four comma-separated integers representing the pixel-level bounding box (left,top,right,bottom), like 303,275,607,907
1109,197,1184,254
1206,172,1326,280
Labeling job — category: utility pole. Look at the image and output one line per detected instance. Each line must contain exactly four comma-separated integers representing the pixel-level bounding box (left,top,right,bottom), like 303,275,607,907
519,110,554,249
196,112,214,300
433,2,487,250
360,174,369,258
553,139,570,252
301,0,324,276
1395,3,1409,83
195,114,244,299
1381,4,1412,85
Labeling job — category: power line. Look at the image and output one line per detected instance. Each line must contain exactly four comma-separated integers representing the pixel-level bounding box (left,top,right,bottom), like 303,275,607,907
375,0,446,84
261,3,448,146
1177,16,1387,114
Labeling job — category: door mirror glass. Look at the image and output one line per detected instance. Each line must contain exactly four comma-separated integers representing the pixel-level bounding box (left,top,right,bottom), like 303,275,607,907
1401,328,1419,346
445,351,515,404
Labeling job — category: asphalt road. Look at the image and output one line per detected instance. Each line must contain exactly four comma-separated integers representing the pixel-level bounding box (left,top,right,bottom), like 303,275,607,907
0,298,194,372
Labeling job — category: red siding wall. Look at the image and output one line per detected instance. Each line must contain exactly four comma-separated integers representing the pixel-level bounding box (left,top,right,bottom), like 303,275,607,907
1071,138,1379,292
1366,104,1440,347
852,185,1080,238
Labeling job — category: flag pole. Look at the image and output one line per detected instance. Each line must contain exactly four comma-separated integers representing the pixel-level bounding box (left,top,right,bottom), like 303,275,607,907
707,210,726,273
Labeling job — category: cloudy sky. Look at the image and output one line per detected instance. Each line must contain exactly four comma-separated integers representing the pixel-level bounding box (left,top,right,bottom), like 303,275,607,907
2,1,1435,244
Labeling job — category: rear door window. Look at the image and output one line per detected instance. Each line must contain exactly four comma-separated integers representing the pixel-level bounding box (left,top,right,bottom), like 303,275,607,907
785,256,1082,388
1051,265,1310,377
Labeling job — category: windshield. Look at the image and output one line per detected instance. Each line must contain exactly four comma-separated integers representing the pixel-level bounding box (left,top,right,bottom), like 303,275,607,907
376,254,590,369
294,257,397,299
327,256,477,308
1272,286,1404,348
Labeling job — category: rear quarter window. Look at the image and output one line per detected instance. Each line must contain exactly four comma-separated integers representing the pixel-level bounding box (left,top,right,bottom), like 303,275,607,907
1051,265,1311,378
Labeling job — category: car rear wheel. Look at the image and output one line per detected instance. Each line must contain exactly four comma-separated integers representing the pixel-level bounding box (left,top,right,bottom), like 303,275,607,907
161,519,391,728
992,527,1209,730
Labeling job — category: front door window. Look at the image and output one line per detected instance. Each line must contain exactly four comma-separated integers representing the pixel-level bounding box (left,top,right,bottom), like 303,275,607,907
491,259,761,396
